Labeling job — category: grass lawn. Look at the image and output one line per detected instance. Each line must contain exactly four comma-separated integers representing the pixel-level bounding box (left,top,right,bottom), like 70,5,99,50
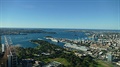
97,60,114,67
44,58,70,66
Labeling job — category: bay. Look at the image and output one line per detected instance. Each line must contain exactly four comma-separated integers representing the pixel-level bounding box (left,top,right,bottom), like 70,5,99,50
1,29,87,48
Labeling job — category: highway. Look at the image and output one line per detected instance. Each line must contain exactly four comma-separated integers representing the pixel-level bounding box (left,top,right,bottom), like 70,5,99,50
0,36,13,67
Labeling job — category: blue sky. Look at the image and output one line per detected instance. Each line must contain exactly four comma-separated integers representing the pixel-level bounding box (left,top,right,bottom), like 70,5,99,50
0,0,120,29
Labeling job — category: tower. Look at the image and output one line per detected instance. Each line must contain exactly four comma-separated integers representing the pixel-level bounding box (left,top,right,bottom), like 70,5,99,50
2,44,5,52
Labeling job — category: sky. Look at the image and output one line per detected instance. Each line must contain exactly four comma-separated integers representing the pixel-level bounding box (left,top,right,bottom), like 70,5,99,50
0,0,120,29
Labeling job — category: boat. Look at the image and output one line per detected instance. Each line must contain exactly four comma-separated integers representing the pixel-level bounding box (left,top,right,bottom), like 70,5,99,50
51,38,58,42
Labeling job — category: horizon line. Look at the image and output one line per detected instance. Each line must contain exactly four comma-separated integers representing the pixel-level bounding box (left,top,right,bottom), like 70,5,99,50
0,27,120,30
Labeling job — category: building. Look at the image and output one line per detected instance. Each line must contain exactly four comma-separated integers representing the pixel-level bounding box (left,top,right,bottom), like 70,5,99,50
44,61,62,67
116,61,120,66
7,52,17,67
107,53,112,62
22,59,34,67
2,44,5,52
64,43,88,51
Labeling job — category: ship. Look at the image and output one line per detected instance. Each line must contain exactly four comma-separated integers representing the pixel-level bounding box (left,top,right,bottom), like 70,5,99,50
51,38,58,42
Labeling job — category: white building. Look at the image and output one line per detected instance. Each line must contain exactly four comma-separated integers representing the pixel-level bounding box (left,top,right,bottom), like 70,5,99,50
107,53,112,62
2,44,5,52
64,43,88,51
44,61,62,67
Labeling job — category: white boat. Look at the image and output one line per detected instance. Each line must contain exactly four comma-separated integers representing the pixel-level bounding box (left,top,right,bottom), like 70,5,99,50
51,38,58,42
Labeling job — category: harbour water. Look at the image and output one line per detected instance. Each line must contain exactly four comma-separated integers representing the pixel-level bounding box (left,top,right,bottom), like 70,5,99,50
1,29,87,48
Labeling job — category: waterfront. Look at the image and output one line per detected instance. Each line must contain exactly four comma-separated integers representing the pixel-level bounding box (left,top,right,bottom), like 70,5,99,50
1,29,87,48
1,29,120,48
0,28,120,67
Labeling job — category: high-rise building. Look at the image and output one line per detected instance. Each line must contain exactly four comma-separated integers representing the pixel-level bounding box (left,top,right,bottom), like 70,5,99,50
107,53,112,62
7,53,17,67
2,44,5,52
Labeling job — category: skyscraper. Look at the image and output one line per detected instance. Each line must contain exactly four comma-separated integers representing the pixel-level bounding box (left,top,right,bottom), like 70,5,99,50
2,44,5,52
7,52,17,67
107,53,112,62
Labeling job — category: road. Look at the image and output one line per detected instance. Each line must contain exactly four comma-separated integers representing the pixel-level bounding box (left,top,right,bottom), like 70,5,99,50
0,36,12,67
